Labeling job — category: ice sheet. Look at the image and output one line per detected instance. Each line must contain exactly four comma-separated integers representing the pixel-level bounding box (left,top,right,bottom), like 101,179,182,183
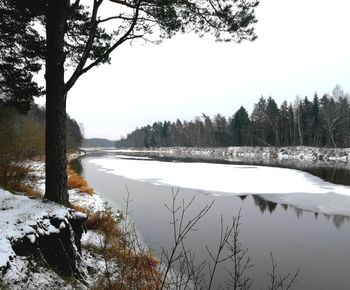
88,158,350,196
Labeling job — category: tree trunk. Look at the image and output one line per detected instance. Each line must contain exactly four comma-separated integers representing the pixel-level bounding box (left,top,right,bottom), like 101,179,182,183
44,0,70,206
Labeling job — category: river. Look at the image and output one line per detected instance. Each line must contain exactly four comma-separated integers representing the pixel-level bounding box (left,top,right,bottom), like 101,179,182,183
74,152,350,289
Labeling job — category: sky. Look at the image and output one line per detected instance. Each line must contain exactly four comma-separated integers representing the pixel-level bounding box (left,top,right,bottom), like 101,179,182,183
41,0,350,140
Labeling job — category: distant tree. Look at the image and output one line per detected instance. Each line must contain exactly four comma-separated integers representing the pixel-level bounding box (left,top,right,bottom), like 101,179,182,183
299,97,313,146
230,106,250,146
115,87,350,149
321,95,341,147
66,117,83,151
202,113,214,146
251,96,267,146
287,103,295,145
311,93,321,146
265,96,280,146
279,101,289,146
336,96,350,147
161,121,171,146
213,114,229,146
293,97,304,146
173,119,184,147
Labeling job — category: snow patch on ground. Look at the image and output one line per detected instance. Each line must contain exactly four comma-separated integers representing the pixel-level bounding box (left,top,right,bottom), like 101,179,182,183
110,146,350,164
0,158,112,289
0,189,73,268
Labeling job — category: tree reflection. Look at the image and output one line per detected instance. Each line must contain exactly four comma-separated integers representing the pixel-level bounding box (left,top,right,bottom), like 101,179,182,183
332,215,350,229
281,204,288,211
239,195,247,201
294,208,303,218
251,195,350,229
69,158,83,175
253,195,278,214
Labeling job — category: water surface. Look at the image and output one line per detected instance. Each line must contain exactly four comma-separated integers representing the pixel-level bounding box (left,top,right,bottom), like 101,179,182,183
78,154,350,289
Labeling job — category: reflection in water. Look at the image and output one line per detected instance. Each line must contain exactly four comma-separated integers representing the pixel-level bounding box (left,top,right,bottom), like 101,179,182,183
80,152,350,230
281,203,288,211
80,155,350,290
253,195,278,214
69,158,83,175
239,195,247,201
304,165,350,185
250,195,350,229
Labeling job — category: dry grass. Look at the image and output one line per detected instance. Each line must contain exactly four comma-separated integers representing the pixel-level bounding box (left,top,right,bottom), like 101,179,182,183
0,163,41,198
86,211,123,239
14,183,42,198
67,166,94,195
86,211,161,290
70,203,88,213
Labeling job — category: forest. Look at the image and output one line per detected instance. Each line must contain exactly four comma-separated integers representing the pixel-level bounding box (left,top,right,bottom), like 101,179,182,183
0,103,82,191
115,86,350,148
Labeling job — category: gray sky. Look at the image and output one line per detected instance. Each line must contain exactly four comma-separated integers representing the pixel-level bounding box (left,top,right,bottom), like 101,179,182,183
59,0,350,139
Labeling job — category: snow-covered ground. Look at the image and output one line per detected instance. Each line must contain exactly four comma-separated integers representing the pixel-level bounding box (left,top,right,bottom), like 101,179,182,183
97,146,350,164
0,159,109,289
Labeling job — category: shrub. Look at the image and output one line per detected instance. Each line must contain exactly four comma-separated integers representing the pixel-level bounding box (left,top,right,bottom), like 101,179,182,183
85,208,160,289
67,167,94,195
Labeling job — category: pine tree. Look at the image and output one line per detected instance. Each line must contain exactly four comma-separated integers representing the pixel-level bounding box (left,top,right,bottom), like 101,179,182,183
230,106,250,146
1,0,259,205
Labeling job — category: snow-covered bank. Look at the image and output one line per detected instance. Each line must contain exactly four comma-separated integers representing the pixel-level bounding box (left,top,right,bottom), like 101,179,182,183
107,146,350,164
0,159,109,289
0,189,78,269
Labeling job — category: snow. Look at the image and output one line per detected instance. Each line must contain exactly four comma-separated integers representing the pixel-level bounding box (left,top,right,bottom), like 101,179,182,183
114,154,152,160
0,158,108,289
88,157,350,196
109,146,350,164
0,188,72,268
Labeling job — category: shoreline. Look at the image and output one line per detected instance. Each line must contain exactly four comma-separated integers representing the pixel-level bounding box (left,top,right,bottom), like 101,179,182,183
82,146,350,165
80,146,350,187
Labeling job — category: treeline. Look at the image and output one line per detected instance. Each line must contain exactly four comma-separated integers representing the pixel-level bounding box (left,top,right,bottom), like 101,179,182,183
0,103,83,153
0,103,82,189
115,86,350,148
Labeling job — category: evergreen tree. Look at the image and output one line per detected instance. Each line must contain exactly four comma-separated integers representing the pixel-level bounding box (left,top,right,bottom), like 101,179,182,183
2,0,259,205
279,101,289,146
230,106,250,146
115,87,350,149
213,114,229,146
0,0,44,113
287,103,295,146
265,96,280,146
251,96,267,146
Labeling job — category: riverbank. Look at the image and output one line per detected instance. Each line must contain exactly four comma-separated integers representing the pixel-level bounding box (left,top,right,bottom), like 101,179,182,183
85,146,350,165
0,156,159,289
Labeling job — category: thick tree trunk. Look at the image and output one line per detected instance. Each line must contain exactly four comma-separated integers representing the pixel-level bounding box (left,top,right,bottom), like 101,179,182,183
44,0,70,206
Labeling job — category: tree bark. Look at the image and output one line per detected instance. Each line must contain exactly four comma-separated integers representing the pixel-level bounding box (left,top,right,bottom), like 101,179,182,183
44,0,70,206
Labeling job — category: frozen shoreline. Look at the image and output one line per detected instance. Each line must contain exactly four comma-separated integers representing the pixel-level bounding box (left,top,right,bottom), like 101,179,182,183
83,146,350,166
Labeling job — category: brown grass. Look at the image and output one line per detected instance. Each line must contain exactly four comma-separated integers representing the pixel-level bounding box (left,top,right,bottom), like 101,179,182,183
70,203,88,213
67,166,94,195
14,183,42,198
86,211,161,290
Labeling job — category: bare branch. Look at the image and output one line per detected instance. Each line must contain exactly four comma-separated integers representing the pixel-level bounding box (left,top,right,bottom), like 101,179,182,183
64,0,142,93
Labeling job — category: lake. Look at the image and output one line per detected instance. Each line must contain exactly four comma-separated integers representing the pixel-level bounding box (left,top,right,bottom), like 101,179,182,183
76,153,350,289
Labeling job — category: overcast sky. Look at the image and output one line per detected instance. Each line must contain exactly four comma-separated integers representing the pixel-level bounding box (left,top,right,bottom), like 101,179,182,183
58,0,350,140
